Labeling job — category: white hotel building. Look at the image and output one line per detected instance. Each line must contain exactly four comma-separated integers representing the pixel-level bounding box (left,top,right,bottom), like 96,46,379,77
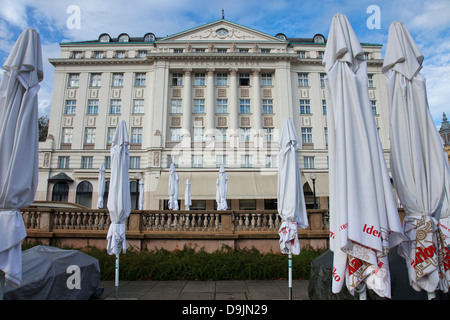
36,19,390,210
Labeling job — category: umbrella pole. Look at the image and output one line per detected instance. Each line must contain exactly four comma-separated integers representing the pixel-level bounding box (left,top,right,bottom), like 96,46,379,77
0,271,4,300
428,292,436,300
357,283,367,300
115,252,120,300
288,253,292,300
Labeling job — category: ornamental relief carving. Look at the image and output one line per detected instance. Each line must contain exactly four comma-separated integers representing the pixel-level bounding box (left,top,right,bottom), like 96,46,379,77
190,27,256,40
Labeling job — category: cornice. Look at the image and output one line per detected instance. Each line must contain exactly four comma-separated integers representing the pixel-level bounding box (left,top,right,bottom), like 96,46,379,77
48,57,149,66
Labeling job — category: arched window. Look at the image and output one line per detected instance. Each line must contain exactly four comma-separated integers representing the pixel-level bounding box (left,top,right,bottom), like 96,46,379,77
313,34,325,43
144,33,155,42
118,33,129,42
76,181,93,208
52,182,69,202
99,33,110,42
103,181,110,208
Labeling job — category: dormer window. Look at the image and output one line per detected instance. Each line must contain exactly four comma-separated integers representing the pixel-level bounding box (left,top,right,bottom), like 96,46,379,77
118,34,129,42
275,33,287,40
99,33,110,42
144,33,155,42
313,34,325,43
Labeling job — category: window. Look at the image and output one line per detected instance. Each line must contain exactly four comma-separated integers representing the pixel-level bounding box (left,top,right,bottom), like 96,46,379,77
137,50,147,58
76,181,93,208
317,51,324,59
371,100,377,115
81,156,93,169
241,155,252,168
107,128,115,144
325,127,328,145
300,99,311,114
239,199,256,210
89,73,101,87
87,100,98,114
261,49,271,54
131,127,142,144
135,73,146,86
173,49,183,53
172,73,183,86
322,100,327,115
216,128,227,142
72,51,82,59
216,73,228,86
58,156,70,169
368,74,374,88
216,99,228,114
171,99,182,114
261,73,272,86
194,48,205,53
112,73,123,87
217,48,227,53
68,74,79,87
194,73,205,86
298,73,309,87
133,99,144,114
239,48,249,53
144,33,155,42
194,99,205,114
192,155,203,168
84,127,96,144
320,73,326,87
99,34,110,42
239,99,251,114
52,182,69,202
94,51,104,59
297,51,306,58
263,128,274,141
105,156,111,169
193,127,204,142
240,128,251,142
304,156,315,169
62,128,73,143
116,51,125,58
167,155,179,168
262,99,273,114
239,73,250,86
64,100,76,114
301,128,313,144
109,99,121,114
129,157,141,169
266,155,277,168
216,155,227,167
118,34,129,42
170,128,182,141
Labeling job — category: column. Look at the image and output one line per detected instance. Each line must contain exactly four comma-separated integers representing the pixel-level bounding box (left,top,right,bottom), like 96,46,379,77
206,68,215,137
182,68,192,138
229,68,239,135
252,68,262,134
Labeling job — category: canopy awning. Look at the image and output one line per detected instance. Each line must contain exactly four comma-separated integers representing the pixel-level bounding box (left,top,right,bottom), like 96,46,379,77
301,172,329,197
154,171,279,200
48,172,74,183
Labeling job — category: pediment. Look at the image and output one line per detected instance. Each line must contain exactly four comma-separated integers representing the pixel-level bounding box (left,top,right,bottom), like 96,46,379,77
160,20,286,43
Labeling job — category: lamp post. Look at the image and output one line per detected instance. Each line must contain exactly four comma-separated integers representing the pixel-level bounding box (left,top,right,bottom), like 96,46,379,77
309,172,317,209
134,172,142,210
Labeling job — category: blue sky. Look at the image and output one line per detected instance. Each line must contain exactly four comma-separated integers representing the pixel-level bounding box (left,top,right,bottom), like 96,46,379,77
0,0,449,128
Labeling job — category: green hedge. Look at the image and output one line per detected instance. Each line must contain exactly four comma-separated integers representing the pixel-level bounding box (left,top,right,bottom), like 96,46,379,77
83,245,325,281
22,241,325,281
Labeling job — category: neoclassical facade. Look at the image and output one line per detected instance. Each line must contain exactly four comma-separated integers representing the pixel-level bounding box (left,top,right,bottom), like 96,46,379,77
37,19,390,210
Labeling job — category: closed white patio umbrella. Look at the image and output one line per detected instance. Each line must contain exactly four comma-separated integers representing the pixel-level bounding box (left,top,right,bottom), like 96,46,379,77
216,165,228,210
185,178,192,210
383,21,450,297
324,14,404,299
106,120,131,300
277,118,309,300
0,28,42,299
168,162,179,210
97,162,105,209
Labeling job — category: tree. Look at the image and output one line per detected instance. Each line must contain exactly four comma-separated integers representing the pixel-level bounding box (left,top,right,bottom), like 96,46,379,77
38,115,49,142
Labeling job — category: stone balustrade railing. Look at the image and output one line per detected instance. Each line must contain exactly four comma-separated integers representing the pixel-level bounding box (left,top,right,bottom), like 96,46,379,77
21,206,332,251
21,207,330,234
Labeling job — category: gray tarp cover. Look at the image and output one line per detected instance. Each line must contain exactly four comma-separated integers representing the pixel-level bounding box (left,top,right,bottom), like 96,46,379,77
4,245,100,300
